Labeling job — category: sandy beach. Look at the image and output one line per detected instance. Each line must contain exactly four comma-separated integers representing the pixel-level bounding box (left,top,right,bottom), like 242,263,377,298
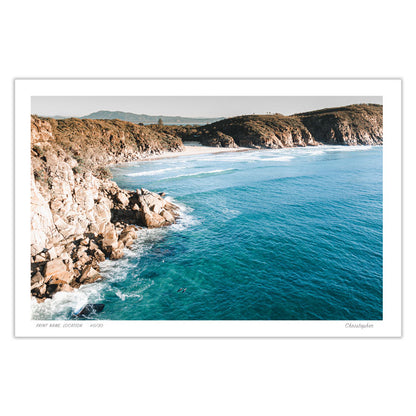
143,144,252,161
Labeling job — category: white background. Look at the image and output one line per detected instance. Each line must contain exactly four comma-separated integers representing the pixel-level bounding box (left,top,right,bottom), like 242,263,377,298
15,79,401,337
2,1,414,415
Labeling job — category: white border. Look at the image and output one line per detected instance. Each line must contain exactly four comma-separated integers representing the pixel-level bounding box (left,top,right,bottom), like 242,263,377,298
14,79,402,337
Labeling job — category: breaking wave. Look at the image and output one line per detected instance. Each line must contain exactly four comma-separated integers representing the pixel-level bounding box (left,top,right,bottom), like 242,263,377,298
124,167,183,177
163,168,237,180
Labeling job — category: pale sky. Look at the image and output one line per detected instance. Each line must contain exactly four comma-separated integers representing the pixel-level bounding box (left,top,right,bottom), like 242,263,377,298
32,96,383,118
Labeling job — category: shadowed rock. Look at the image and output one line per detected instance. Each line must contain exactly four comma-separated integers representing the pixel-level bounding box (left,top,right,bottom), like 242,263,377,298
73,303,105,318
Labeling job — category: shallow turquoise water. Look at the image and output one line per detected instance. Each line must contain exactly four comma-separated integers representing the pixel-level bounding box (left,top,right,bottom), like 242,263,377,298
33,145,383,320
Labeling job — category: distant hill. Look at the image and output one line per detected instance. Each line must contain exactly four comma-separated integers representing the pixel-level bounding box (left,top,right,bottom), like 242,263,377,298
79,110,223,125
37,103,382,149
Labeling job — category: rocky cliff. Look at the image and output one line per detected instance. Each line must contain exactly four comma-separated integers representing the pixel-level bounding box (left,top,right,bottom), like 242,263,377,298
31,116,181,302
32,116,184,174
296,104,383,145
158,104,383,148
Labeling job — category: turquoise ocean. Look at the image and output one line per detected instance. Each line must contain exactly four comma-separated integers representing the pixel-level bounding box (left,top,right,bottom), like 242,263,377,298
32,145,383,320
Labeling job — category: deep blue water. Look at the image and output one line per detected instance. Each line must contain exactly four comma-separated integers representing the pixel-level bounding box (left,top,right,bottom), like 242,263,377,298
33,145,383,320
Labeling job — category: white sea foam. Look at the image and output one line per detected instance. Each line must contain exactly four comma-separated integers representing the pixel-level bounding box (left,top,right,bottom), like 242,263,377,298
323,145,374,152
167,197,200,231
164,168,236,180
124,167,183,177
115,289,144,301
217,207,241,220
196,152,262,162
31,281,105,320
262,156,295,162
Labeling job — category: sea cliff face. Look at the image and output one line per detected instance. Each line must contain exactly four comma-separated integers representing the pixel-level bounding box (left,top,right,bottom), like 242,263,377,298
296,104,383,145
31,116,180,302
158,104,383,148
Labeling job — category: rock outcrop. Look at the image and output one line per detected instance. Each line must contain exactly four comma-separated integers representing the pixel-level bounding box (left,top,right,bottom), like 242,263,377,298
191,114,317,148
296,104,383,145
31,116,179,302
156,104,383,148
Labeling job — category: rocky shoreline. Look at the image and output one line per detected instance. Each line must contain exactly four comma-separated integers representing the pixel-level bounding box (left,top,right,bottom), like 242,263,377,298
31,183,180,302
31,116,181,302
30,103,383,303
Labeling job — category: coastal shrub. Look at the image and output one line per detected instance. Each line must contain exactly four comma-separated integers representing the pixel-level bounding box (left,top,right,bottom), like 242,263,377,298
74,155,85,166
33,169,44,181
72,166,83,175
32,145,44,156
96,166,112,179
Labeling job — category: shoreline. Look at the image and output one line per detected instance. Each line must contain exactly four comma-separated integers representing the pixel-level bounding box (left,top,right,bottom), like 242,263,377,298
109,143,382,169
31,142,380,307
113,145,254,166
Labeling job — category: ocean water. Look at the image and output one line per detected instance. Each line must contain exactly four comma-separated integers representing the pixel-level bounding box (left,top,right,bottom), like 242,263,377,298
32,145,383,320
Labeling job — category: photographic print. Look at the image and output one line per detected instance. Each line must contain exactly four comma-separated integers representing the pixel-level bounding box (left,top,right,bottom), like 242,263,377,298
15,79,401,336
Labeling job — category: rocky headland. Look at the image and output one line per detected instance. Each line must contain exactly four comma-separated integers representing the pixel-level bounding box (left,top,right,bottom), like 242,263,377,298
31,116,181,302
31,103,382,302
157,103,383,148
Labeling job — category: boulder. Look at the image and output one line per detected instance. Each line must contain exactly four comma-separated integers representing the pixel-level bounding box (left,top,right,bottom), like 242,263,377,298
76,245,88,257
102,223,117,247
119,227,137,245
139,195,169,228
101,223,118,254
93,248,106,262
33,253,47,263
32,283,47,298
89,240,99,252
123,238,134,248
43,258,73,283
80,237,90,246
73,303,105,318
110,240,124,260
165,201,179,212
47,277,73,293
147,197,164,215
73,257,88,270
79,264,102,284
65,242,76,254
161,209,175,224
124,225,138,233
46,247,57,260
116,192,130,206
60,251,71,262
31,272,44,290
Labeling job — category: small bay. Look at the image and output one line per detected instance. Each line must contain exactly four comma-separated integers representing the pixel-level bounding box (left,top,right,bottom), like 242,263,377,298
33,145,383,320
